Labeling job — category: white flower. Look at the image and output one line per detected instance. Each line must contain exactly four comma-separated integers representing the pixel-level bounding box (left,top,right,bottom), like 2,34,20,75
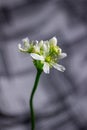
18,37,67,74
18,37,30,52
30,52,66,73
30,53,44,61
49,37,57,46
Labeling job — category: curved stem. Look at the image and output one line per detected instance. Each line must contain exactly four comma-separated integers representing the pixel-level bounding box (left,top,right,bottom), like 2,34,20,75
30,69,42,130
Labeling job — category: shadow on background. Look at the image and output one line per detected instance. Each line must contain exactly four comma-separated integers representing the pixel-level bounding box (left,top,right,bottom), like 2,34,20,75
0,0,87,130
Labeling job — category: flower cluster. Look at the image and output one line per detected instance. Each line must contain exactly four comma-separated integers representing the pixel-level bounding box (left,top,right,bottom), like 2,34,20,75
18,37,67,74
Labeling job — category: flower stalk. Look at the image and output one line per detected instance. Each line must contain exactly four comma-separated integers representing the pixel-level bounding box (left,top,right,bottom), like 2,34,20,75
18,36,67,130
30,69,42,130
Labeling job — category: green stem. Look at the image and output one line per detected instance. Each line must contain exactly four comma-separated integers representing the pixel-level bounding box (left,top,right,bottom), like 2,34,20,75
30,69,42,130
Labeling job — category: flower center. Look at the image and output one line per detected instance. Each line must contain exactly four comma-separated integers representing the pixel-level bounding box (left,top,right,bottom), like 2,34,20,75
45,56,51,63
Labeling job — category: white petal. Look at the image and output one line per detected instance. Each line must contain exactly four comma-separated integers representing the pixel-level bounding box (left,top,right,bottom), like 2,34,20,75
43,62,50,74
39,40,43,46
18,44,27,52
58,53,67,59
34,44,40,52
22,37,30,48
30,53,44,61
43,44,47,51
52,63,65,72
22,37,29,43
49,37,57,46
18,44,21,49
35,40,38,44
59,48,62,53
44,41,50,52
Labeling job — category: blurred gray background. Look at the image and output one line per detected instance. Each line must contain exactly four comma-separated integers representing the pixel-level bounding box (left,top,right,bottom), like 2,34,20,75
0,0,87,130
